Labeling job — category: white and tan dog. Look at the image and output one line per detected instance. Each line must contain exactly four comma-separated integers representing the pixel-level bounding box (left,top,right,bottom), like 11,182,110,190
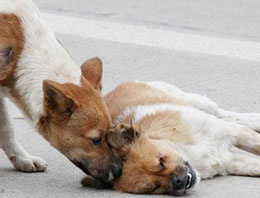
0,0,121,183
99,81,260,195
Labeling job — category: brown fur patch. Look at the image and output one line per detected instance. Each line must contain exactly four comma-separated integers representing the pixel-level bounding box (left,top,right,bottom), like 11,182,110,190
81,57,103,92
104,81,186,121
0,14,32,119
0,13,24,85
39,80,111,140
135,111,193,144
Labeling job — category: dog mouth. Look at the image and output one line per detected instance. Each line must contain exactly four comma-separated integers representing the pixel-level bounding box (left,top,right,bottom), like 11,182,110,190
70,160,113,187
184,162,198,190
185,173,193,189
71,159,118,189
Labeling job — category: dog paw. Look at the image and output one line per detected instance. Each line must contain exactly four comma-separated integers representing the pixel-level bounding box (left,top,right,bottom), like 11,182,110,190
11,155,47,172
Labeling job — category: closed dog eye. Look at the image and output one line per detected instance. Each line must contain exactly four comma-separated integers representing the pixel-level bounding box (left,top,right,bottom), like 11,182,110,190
92,137,102,145
159,153,166,170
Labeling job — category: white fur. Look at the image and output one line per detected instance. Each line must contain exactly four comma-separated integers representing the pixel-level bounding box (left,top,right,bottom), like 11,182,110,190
0,97,47,171
147,81,260,131
0,0,81,172
114,81,260,181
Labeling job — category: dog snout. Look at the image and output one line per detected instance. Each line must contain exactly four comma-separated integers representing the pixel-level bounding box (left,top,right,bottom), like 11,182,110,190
111,163,122,178
168,162,198,195
98,169,113,183
171,174,188,190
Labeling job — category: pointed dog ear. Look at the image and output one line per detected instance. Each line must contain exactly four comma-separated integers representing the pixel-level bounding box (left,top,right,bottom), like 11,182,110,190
107,124,139,149
43,80,77,119
81,57,103,92
0,46,14,82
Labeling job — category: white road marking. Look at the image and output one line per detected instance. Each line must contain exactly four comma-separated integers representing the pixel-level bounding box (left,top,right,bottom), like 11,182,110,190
43,13,260,62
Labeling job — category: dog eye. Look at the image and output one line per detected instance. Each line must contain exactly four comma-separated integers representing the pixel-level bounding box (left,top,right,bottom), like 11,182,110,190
159,154,166,169
92,138,102,145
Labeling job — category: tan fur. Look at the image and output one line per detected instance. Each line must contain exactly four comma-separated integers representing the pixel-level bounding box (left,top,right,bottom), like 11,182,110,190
135,112,193,144
81,57,103,92
104,81,186,121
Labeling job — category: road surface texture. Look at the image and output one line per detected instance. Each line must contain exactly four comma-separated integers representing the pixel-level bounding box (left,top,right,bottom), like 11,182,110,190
1,0,260,197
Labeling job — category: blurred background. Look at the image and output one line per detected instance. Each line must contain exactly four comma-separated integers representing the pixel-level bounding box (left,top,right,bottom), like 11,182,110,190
1,1,260,198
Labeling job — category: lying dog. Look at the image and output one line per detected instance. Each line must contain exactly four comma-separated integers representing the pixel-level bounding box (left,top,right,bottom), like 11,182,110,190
83,80,260,195
0,0,121,184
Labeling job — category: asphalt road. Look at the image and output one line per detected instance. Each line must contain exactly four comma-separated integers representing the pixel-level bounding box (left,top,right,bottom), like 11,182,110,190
1,0,260,198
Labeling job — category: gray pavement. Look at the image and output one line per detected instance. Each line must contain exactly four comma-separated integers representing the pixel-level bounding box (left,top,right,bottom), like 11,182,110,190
1,0,260,197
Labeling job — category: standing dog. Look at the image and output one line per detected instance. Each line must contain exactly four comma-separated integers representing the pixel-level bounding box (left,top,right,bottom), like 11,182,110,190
0,0,121,184
83,80,260,195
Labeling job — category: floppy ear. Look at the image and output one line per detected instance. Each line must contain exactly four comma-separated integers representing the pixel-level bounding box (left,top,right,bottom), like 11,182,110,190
43,80,77,119
107,124,139,150
0,46,14,82
81,57,103,92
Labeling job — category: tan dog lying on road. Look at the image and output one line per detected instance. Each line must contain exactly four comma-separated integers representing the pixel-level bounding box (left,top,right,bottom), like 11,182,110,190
83,80,260,195
0,0,121,184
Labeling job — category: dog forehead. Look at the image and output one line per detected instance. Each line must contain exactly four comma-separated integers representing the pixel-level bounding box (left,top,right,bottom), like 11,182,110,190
128,139,160,161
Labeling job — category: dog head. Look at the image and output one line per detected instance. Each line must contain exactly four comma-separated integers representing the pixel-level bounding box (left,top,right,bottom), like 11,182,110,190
40,58,121,184
106,124,200,195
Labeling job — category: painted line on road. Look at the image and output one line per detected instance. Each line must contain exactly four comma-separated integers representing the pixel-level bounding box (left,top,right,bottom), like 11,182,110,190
43,13,260,62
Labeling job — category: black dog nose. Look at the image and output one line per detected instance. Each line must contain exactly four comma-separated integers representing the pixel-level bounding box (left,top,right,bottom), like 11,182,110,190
111,164,122,178
172,176,185,190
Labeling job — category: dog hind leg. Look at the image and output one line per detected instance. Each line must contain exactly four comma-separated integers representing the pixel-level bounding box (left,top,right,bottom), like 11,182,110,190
217,109,260,132
0,97,47,172
147,81,260,132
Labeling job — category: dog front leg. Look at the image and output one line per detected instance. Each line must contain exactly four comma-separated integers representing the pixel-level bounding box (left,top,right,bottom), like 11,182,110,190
226,147,260,176
228,123,260,156
0,97,47,172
